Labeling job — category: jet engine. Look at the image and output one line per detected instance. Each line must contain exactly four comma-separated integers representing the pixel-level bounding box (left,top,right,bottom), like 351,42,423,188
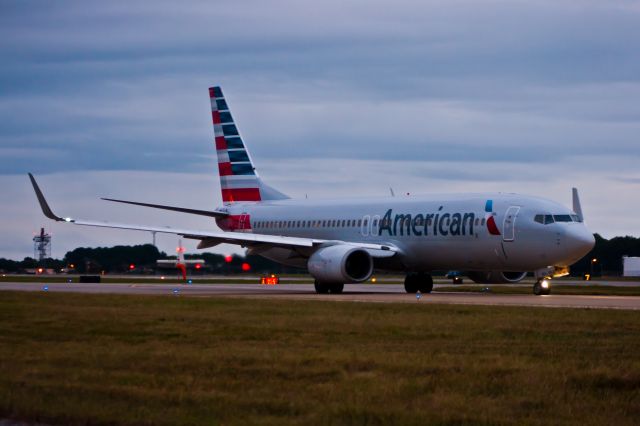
307,245,373,284
466,271,527,284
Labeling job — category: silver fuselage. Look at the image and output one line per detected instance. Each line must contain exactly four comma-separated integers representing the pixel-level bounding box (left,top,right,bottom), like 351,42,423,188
217,192,594,272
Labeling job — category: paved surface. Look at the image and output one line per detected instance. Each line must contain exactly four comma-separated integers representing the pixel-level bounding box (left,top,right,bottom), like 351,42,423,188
2,281,640,310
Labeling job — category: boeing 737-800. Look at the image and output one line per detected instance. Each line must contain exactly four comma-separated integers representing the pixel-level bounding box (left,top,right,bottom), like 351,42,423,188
29,86,595,295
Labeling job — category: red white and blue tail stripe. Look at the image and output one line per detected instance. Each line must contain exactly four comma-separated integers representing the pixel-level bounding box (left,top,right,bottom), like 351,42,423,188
209,86,288,204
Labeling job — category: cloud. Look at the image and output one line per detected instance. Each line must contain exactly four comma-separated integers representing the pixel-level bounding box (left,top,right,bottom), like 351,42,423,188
1,0,639,257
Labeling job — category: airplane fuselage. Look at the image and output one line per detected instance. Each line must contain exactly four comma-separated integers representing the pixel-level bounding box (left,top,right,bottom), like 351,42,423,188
215,192,594,273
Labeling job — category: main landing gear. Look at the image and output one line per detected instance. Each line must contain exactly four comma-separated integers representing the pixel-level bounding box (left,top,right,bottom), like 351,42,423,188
533,278,551,296
314,281,344,294
404,272,433,294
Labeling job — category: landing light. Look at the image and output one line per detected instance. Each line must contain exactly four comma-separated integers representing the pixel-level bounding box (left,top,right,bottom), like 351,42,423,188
541,280,550,289
64,217,72,222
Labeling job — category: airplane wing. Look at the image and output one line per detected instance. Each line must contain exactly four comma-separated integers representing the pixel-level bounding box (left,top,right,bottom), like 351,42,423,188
28,174,397,257
100,197,228,219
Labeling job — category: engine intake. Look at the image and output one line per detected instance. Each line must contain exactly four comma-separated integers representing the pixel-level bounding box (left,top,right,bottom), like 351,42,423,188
307,245,373,284
466,271,527,284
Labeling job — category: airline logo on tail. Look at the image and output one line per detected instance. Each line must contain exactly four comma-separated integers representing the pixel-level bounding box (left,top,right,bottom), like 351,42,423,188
209,86,261,203
485,200,501,235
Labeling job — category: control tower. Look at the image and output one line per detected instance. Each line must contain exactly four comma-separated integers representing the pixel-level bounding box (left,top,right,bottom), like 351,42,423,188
33,227,51,262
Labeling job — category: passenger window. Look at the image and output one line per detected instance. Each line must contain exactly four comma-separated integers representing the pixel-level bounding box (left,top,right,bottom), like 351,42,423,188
373,219,377,226
357,219,362,227
481,218,486,226
534,214,544,224
364,219,368,227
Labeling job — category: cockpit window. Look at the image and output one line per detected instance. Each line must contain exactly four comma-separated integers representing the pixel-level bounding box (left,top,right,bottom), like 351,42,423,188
553,215,573,222
536,213,582,224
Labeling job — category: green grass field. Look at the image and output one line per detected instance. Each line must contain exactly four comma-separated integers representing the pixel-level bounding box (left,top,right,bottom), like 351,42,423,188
0,292,639,425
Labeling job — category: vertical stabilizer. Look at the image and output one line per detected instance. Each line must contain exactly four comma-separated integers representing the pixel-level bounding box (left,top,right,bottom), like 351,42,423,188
209,86,289,204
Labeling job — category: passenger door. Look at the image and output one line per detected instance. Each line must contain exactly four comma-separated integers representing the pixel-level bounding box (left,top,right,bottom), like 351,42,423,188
503,206,520,242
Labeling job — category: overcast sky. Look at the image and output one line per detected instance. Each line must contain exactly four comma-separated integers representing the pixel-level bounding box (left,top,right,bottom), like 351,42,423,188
1,0,639,260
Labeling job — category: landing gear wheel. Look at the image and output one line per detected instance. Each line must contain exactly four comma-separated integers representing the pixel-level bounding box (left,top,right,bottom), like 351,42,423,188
533,279,551,296
404,274,418,293
329,283,344,294
314,281,344,294
404,273,433,294
314,281,330,294
419,274,434,294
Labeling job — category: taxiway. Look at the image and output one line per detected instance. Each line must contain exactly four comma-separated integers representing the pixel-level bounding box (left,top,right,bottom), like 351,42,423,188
1,282,639,310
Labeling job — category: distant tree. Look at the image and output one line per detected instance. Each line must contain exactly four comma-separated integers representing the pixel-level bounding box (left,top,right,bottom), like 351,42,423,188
570,234,640,276
64,244,164,273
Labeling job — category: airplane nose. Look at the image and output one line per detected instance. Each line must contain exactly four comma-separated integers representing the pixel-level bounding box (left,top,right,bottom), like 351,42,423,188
565,225,595,259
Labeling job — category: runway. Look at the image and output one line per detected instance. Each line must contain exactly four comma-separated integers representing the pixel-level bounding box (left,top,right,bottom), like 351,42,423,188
1,281,640,310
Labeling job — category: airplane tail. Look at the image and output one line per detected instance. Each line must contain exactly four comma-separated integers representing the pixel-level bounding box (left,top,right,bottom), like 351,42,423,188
209,86,289,204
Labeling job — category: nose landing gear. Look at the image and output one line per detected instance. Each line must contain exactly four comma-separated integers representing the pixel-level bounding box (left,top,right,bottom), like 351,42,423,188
533,279,551,296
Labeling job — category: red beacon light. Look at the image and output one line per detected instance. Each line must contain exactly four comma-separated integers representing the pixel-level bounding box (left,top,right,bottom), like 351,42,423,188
224,255,233,263
129,264,135,270
194,263,202,270
241,262,251,272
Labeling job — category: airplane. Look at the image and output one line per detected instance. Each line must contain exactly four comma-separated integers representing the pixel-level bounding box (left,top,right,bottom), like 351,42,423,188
29,86,595,296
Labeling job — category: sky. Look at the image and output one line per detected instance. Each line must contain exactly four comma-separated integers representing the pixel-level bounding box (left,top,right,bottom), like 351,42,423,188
1,0,639,260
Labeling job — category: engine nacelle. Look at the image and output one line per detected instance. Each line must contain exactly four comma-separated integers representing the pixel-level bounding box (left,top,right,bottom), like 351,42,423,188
307,245,373,284
466,271,527,284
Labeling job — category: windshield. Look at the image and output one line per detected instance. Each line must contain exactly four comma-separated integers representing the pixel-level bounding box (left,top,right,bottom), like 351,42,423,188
535,213,582,224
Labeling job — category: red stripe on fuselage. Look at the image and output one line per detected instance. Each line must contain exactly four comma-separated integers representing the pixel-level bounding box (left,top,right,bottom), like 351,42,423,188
221,188,261,202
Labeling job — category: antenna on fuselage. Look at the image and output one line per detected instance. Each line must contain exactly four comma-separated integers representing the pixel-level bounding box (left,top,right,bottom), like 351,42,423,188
389,187,395,197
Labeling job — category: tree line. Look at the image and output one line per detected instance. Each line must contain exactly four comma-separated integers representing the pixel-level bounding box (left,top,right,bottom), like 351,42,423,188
0,244,298,274
1,233,639,276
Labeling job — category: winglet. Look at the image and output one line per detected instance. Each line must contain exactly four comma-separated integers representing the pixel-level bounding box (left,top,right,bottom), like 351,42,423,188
28,173,64,221
572,187,584,222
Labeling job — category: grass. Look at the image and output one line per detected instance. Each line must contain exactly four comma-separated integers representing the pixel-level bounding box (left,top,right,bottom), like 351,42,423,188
0,292,639,425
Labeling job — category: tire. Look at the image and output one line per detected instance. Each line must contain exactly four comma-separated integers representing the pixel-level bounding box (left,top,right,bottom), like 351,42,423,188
419,273,434,294
329,283,344,294
533,280,551,296
404,274,419,293
314,281,330,294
